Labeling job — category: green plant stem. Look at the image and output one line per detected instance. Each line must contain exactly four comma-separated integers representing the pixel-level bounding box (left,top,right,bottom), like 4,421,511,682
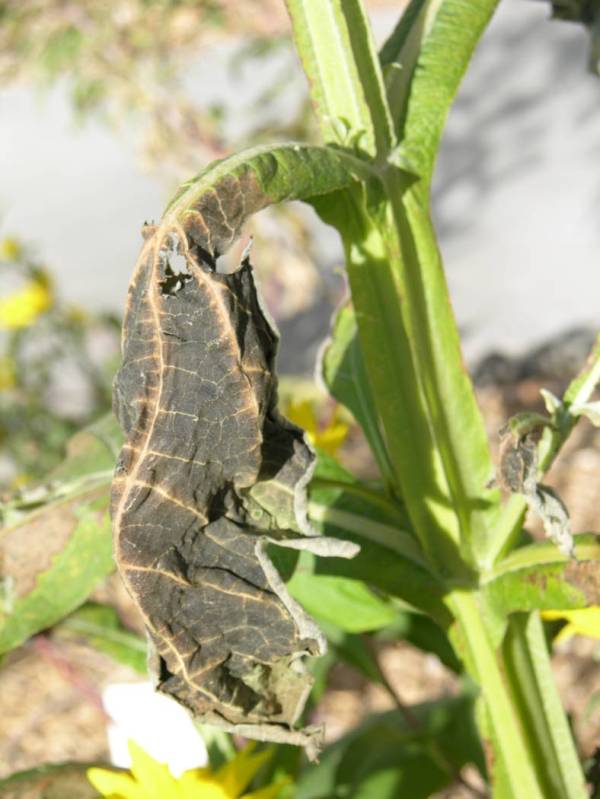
448,591,546,799
502,612,587,798
485,533,600,581
338,194,465,574
384,173,499,565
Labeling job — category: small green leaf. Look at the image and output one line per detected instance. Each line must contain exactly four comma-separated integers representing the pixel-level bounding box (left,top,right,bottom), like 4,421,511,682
321,302,394,484
564,330,600,406
541,388,562,415
287,556,399,633
571,400,600,427
0,417,119,654
483,535,600,616
0,496,114,655
55,602,147,674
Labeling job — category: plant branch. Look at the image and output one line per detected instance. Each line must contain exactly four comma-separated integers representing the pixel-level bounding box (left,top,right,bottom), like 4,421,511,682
487,332,600,565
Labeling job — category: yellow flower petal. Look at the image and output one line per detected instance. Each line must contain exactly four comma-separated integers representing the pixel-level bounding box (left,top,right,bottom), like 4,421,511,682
311,420,349,456
0,279,52,329
242,776,290,799
286,400,317,435
87,767,147,799
543,607,600,643
88,741,284,799
216,744,272,796
286,400,349,456
128,740,180,799
177,770,230,798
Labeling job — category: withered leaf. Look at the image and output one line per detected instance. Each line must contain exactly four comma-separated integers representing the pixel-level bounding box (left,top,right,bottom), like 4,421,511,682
497,418,574,557
112,145,361,756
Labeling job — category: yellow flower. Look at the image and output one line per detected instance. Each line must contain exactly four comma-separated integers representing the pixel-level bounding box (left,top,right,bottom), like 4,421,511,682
87,740,288,799
0,275,52,329
286,399,349,456
542,607,600,643
0,237,22,262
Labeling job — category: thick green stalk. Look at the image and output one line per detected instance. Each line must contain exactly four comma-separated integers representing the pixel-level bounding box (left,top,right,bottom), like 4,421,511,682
336,189,466,574
383,172,500,565
448,591,546,799
503,613,587,799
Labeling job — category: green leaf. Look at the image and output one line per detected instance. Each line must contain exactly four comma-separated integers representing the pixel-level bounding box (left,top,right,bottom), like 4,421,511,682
564,331,600,405
287,555,399,633
483,535,600,616
0,418,119,655
0,762,102,798
55,602,147,674
321,302,395,484
571,400,600,427
294,693,483,799
379,0,429,137
308,454,450,626
165,142,370,230
310,450,415,553
285,0,394,158
387,0,500,181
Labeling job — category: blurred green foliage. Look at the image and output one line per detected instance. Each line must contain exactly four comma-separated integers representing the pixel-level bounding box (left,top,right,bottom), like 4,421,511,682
0,237,120,489
0,0,306,178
